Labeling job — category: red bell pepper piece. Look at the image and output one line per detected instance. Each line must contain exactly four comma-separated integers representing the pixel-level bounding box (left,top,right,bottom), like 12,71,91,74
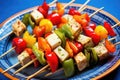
74,42,83,52
12,38,27,54
68,8,81,15
31,55,40,68
45,52,58,72
68,41,79,55
83,27,100,45
47,12,61,25
25,48,39,68
104,22,116,37
105,39,116,53
42,0,49,12
38,37,52,54
33,26,45,38
38,6,47,18
89,23,96,30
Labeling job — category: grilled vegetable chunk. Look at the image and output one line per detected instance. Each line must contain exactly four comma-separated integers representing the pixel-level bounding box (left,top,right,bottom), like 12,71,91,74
12,19,26,36
54,46,69,62
93,43,108,60
74,52,87,71
77,34,94,48
17,50,31,66
30,10,44,24
46,33,61,49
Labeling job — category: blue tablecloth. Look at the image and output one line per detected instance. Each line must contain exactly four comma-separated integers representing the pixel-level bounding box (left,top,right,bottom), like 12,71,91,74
0,0,120,80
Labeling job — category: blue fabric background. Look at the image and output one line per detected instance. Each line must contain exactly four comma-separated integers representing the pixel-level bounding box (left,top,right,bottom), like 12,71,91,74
0,0,120,80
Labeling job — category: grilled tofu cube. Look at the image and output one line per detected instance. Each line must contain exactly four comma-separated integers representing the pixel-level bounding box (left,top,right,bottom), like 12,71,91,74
54,46,69,62
17,50,31,66
68,21,82,37
93,43,108,60
12,19,26,36
77,34,94,48
46,33,61,49
63,14,75,22
74,52,88,71
30,10,43,24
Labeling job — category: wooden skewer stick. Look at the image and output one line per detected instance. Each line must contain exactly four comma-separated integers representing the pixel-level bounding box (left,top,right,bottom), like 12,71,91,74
63,0,75,9
45,68,63,77
79,6,87,13
48,0,57,6
2,62,20,73
89,7,104,18
108,36,116,41
114,41,120,46
78,0,90,12
0,46,15,59
26,64,49,80
0,31,13,41
13,58,37,75
112,21,120,28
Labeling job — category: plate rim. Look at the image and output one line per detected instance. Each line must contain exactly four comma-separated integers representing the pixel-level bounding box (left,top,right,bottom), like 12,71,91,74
0,3,120,80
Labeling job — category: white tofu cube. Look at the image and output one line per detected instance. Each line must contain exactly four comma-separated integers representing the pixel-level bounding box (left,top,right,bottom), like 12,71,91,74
93,43,108,60
74,52,88,71
54,46,69,62
77,34,94,48
30,10,44,24
12,19,26,36
68,21,82,37
17,51,31,66
46,33,61,49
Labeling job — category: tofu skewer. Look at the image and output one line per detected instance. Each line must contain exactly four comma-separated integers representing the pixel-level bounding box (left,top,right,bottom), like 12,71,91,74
0,0,58,41
2,50,32,73
0,19,26,41
45,36,117,77
0,0,58,59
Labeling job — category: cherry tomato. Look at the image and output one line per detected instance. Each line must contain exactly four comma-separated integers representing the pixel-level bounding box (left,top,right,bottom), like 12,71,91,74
105,39,116,53
33,26,45,38
47,13,61,25
69,8,81,15
89,23,96,30
104,22,116,37
74,42,83,52
45,52,58,72
12,38,27,54
94,25,108,40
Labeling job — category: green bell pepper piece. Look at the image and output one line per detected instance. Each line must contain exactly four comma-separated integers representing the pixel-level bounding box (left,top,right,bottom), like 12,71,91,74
54,29,66,48
90,48,98,65
60,24,74,40
22,14,30,26
84,49,90,66
32,45,46,65
63,58,75,77
28,16,35,29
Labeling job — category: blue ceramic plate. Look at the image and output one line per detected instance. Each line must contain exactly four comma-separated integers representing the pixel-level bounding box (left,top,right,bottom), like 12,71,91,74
0,3,120,80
